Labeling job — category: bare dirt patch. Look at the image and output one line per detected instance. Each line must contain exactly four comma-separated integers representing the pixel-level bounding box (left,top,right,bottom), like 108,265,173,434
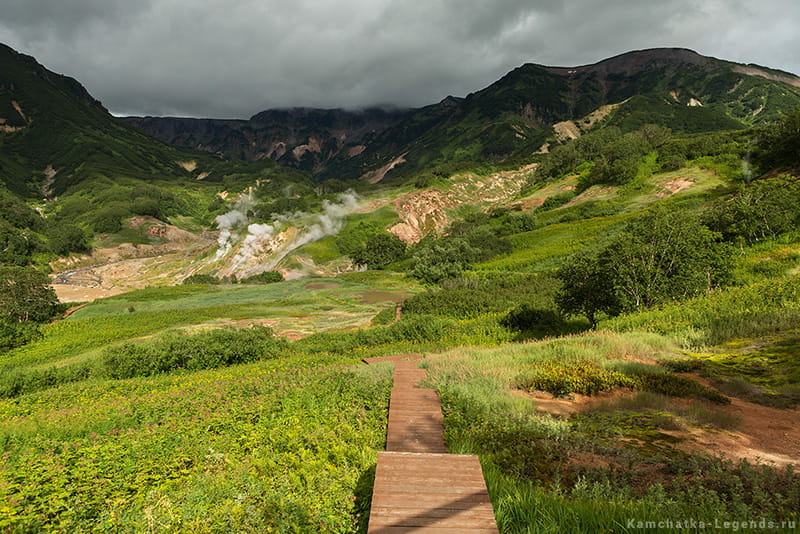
670,374,800,467
561,185,617,208
50,218,216,302
551,101,628,143
519,378,800,467
665,398,800,467
348,145,366,157
553,120,580,141
657,176,695,198
177,160,197,172
732,65,800,88
52,284,127,303
389,165,533,243
362,153,407,184
514,388,637,416
389,189,452,243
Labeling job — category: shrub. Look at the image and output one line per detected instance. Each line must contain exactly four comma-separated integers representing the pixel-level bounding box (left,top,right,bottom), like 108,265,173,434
239,271,283,284
0,318,42,354
182,273,220,285
351,233,407,269
403,274,562,319
97,326,287,379
516,361,635,397
557,205,733,323
630,371,730,404
500,305,566,333
371,306,397,326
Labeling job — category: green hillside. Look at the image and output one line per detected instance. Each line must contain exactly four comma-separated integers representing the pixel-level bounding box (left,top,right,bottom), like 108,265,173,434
0,43,312,266
322,48,800,183
2,44,800,532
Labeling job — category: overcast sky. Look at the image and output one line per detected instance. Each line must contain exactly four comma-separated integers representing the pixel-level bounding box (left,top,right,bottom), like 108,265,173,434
1,0,798,118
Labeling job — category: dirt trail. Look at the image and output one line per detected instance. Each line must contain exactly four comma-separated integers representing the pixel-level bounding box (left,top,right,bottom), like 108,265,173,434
522,379,800,467
676,374,800,466
672,397,800,467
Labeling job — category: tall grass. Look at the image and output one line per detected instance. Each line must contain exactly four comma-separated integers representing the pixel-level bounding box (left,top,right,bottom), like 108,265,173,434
602,277,800,349
424,332,799,533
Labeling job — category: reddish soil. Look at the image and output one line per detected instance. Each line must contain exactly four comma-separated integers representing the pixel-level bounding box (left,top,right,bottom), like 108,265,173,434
520,379,800,467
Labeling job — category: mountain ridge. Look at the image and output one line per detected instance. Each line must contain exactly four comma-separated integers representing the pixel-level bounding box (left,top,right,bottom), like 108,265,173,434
123,47,800,183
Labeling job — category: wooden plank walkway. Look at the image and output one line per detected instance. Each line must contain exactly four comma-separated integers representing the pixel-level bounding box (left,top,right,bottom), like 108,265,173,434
369,452,498,533
366,356,499,533
387,362,446,453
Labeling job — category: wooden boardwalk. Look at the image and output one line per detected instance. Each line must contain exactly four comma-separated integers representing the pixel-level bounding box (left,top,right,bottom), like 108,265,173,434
366,356,499,533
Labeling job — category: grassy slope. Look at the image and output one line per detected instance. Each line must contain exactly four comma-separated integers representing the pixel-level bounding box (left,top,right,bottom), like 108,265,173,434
3,154,800,531
0,354,391,532
2,276,421,371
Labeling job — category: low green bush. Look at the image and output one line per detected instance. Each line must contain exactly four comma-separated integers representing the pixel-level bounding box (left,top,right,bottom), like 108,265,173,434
632,371,730,404
181,274,220,285
403,273,561,319
0,362,93,398
293,314,451,355
98,326,287,379
238,271,283,284
516,361,635,397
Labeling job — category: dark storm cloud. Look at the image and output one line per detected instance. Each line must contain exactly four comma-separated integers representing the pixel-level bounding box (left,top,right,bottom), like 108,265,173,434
0,0,797,118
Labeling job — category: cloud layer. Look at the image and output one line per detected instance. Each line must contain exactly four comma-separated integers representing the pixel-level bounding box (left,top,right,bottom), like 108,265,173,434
1,0,797,118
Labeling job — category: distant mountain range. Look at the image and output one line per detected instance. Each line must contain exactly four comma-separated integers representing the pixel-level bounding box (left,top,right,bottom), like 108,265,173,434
123,107,411,173
3,42,800,200
124,47,800,182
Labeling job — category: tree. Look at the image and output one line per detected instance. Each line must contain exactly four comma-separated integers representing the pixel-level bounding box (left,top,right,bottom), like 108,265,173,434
239,271,284,284
0,266,61,323
556,206,732,323
0,220,43,265
410,239,476,284
555,250,619,328
351,233,407,269
45,223,89,256
703,176,800,243
755,107,800,171
599,207,731,311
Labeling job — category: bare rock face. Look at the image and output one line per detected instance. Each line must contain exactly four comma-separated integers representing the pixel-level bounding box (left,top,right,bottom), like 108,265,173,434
123,107,410,172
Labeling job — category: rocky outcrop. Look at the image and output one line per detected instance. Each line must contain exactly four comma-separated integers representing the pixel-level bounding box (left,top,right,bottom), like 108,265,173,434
123,106,410,171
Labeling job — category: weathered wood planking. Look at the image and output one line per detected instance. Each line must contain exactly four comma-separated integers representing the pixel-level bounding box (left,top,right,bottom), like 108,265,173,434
366,358,499,533
368,452,498,533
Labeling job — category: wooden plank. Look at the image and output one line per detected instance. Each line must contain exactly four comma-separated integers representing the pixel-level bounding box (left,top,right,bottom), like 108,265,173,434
367,354,498,533
368,528,498,534
368,452,498,533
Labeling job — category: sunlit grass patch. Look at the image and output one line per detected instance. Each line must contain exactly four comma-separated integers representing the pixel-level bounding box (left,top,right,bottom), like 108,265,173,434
0,355,390,532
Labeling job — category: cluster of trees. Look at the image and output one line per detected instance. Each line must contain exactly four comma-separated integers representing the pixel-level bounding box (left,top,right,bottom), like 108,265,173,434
336,222,408,270
754,107,800,172
704,176,800,244
408,208,533,284
182,270,284,285
535,123,752,191
0,189,89,265
56,183,189,234
535,125,671,187
0,266,62,352
335,206,535,284
556,207,733,327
